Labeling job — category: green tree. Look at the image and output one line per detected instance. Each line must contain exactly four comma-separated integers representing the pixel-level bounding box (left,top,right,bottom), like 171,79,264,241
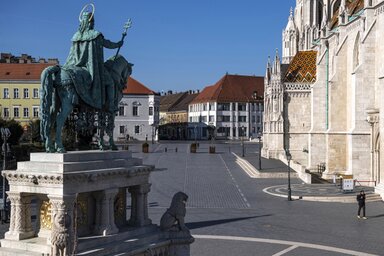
0,118,24,145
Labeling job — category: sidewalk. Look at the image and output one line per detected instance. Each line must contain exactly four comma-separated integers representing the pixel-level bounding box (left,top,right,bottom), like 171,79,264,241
239,149,382,203
263,183,381,203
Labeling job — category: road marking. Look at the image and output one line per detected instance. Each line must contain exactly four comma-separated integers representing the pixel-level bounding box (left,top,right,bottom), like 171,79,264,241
193,235,379,256
219,154,251,208
272,245,298,256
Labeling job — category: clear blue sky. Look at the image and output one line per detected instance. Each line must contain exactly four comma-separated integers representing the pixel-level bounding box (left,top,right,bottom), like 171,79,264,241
0,0,295,93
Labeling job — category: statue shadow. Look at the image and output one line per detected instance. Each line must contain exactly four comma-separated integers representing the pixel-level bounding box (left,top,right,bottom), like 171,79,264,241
186,214,272,230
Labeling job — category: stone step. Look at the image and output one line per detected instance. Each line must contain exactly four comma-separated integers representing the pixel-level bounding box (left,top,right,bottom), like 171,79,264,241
0,237,50,255
77,230,166,256
77,225,159,252
0,246,45,256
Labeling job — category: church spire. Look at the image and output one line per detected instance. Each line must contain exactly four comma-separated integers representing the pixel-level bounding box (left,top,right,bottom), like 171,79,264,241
265,56,271,83
272,49,281,75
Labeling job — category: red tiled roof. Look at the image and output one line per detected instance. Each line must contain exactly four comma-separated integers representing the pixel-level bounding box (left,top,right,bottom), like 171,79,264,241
123,77,155,95
160,92,187,112
0,63,53,80
191,74,264,104
284,51,317,83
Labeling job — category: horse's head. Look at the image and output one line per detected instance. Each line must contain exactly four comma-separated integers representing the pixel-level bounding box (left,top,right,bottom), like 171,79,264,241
105,55,134,90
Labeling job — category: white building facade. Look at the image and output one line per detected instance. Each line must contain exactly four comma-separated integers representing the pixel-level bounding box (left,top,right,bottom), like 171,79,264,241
188,74,264,140
114,78,160,142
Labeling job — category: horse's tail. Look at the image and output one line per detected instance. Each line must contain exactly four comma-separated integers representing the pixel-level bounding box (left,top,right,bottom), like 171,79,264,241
40,65,60,142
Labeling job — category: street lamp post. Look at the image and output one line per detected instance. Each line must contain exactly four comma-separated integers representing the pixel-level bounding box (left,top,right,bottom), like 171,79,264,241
286,151,292,201
1,127,11,223
194,124,197,144
241,126,245,157
257,132,262,170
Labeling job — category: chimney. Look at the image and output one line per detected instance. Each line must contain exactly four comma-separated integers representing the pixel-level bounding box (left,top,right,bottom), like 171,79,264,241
19,59,24,64
48,58,59,64
39,58,46,63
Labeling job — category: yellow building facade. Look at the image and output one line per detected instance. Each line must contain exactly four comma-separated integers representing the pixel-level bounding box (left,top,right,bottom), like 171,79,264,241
0,57,57,128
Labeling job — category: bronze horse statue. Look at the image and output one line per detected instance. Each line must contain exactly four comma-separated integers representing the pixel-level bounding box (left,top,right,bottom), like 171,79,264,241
40,55,133,153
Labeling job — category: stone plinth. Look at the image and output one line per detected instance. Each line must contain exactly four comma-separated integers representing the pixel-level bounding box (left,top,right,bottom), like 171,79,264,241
0,151,154,255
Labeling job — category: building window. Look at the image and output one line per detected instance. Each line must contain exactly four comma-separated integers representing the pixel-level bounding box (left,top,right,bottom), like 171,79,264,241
13,107,19,118
217,103,230,111
238,103,246,111
209,103,215,111
133,106,138,116
23,108,29,118
118,106,125,116
149,107,153,116
119,126,125,134
23,88,29,98
238,116,247,122
203,104,207,111
3,88,9,99
201,116,207,122
189,117,192,122
135,125,140,134
3,108,9,118
209,115,215,122
33,107,39,118
33,88,39,98
14,88,19,99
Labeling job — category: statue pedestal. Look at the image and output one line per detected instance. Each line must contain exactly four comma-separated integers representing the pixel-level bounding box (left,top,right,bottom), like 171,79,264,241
0,151,153,255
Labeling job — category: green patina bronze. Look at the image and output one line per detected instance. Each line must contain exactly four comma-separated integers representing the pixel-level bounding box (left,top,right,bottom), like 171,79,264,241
40,5,133,153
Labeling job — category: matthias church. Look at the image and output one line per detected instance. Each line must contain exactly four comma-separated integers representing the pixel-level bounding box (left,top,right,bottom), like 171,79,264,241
262,0,384,198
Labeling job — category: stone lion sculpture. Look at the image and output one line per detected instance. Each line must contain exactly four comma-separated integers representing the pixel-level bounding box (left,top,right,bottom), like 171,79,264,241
51,211,71,256
160,192,189,232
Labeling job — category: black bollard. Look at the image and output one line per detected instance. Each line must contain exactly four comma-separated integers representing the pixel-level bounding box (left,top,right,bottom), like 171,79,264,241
175,147,178,152
165,147,167,152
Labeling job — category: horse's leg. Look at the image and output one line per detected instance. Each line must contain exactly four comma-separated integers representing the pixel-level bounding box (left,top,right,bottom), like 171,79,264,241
55,90,74,153
107,112,118,151
97,112,107,150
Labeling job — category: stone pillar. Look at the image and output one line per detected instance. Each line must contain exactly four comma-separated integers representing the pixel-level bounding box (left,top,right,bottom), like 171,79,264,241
128,184,152,227
48,194,76,255
93,188,119,236
5,192,35,240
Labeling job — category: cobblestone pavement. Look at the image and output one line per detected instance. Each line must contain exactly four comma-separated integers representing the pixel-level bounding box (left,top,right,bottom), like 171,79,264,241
132,141,384,256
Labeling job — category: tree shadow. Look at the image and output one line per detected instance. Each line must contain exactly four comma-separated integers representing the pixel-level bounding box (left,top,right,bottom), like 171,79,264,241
186,214,273,230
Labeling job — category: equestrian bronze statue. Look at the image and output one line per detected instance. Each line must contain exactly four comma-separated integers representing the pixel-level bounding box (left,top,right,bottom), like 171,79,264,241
40,4,133,153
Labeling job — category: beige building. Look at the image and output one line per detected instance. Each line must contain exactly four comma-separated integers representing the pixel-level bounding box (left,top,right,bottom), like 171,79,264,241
263,0,384,198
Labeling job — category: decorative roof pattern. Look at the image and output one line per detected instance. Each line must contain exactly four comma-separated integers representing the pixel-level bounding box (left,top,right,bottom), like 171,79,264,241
0,63,53,80
284,51,317,83
123,77,155,95
191,74,264,104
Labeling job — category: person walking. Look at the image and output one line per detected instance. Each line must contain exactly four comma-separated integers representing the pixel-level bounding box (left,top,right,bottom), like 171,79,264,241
357,190,367,219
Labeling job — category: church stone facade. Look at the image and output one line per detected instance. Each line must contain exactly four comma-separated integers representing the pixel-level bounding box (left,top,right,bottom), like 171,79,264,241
263,0,384,199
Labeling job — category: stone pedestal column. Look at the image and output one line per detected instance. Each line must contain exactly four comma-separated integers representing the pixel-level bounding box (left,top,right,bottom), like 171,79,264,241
48,195,76,255
93,188,119,236
5,192,35,240
128,184,152,227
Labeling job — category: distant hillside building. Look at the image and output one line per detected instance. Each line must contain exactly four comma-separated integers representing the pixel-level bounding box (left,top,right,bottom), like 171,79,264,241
114,77,160,142
189,74,264,140
159,91,198,140
0,53,58,127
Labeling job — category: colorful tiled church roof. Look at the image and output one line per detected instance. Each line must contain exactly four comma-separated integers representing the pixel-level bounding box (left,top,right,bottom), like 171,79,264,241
191,74,264,103
123,77,156,95
284,51,317,83
330,0,364,29
0,63,53,80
